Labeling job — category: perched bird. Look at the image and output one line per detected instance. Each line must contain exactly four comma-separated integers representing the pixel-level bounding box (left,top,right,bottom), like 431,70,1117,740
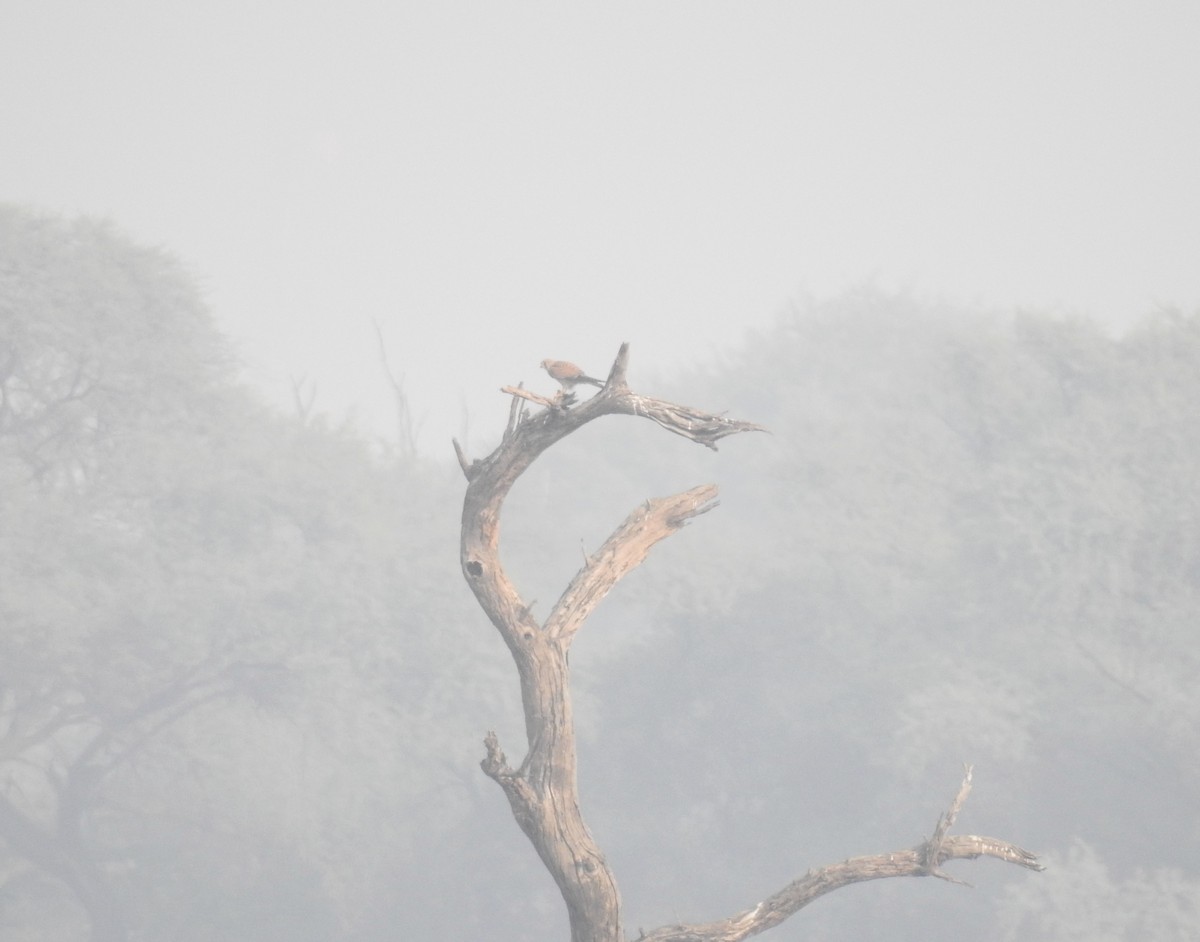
540,359,604,391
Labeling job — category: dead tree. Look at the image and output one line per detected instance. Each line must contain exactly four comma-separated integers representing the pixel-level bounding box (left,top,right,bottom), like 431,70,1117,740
455,344,1042,942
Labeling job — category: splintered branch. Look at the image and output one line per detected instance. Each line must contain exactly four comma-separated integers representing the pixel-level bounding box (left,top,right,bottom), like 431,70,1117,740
503,382,528,440
626,396,767,449
637,767,1043,942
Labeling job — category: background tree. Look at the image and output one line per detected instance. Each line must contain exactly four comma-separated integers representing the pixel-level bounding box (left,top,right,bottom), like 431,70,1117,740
0,205,497,940
551,297,1200,940
3,203,1197,940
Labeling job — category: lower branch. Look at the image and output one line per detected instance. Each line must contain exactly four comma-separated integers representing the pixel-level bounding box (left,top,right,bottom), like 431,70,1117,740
637,767,1043,942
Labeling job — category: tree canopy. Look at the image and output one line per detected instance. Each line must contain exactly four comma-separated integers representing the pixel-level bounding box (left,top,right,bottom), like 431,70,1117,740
0,204,499,940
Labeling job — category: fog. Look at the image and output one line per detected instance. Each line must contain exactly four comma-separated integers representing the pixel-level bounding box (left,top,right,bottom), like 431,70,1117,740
4,4,1199,450
3,5,1200,941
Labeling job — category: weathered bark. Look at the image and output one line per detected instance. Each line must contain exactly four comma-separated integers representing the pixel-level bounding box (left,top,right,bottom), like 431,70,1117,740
456,345,1041,942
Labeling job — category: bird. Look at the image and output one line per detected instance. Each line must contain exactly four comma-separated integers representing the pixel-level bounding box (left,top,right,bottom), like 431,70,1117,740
540,359,604,392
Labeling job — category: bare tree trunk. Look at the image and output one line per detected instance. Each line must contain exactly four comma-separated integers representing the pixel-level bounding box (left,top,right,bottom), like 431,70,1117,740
0,796,127,942
0,664,270,942
456,345,1041,942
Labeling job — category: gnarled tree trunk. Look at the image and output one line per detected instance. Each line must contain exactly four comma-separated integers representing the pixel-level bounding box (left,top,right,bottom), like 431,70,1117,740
455,344,1041,942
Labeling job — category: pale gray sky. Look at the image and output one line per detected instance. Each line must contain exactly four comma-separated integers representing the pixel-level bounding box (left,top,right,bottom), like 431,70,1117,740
5,2,1199,452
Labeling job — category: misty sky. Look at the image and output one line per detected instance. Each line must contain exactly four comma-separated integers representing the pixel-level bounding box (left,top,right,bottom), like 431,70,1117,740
4,2,1199,452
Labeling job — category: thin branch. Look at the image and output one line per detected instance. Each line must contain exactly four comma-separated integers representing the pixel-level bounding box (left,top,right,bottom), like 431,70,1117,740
289,374,317,422
924,763,973,877
500,385,556,410
1070,631,1153,703
503,383,528,441
452,437,474,480
372,319,420,459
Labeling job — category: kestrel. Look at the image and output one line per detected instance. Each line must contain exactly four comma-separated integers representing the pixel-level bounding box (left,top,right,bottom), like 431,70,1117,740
540,359,604,391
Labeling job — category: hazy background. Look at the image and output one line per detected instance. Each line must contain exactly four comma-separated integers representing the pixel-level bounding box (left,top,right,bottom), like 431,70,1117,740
4,5,1200,942
4,2,1199,449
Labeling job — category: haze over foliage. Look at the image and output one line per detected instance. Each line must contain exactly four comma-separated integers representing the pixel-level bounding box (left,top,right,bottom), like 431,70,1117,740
1,205,1197,940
